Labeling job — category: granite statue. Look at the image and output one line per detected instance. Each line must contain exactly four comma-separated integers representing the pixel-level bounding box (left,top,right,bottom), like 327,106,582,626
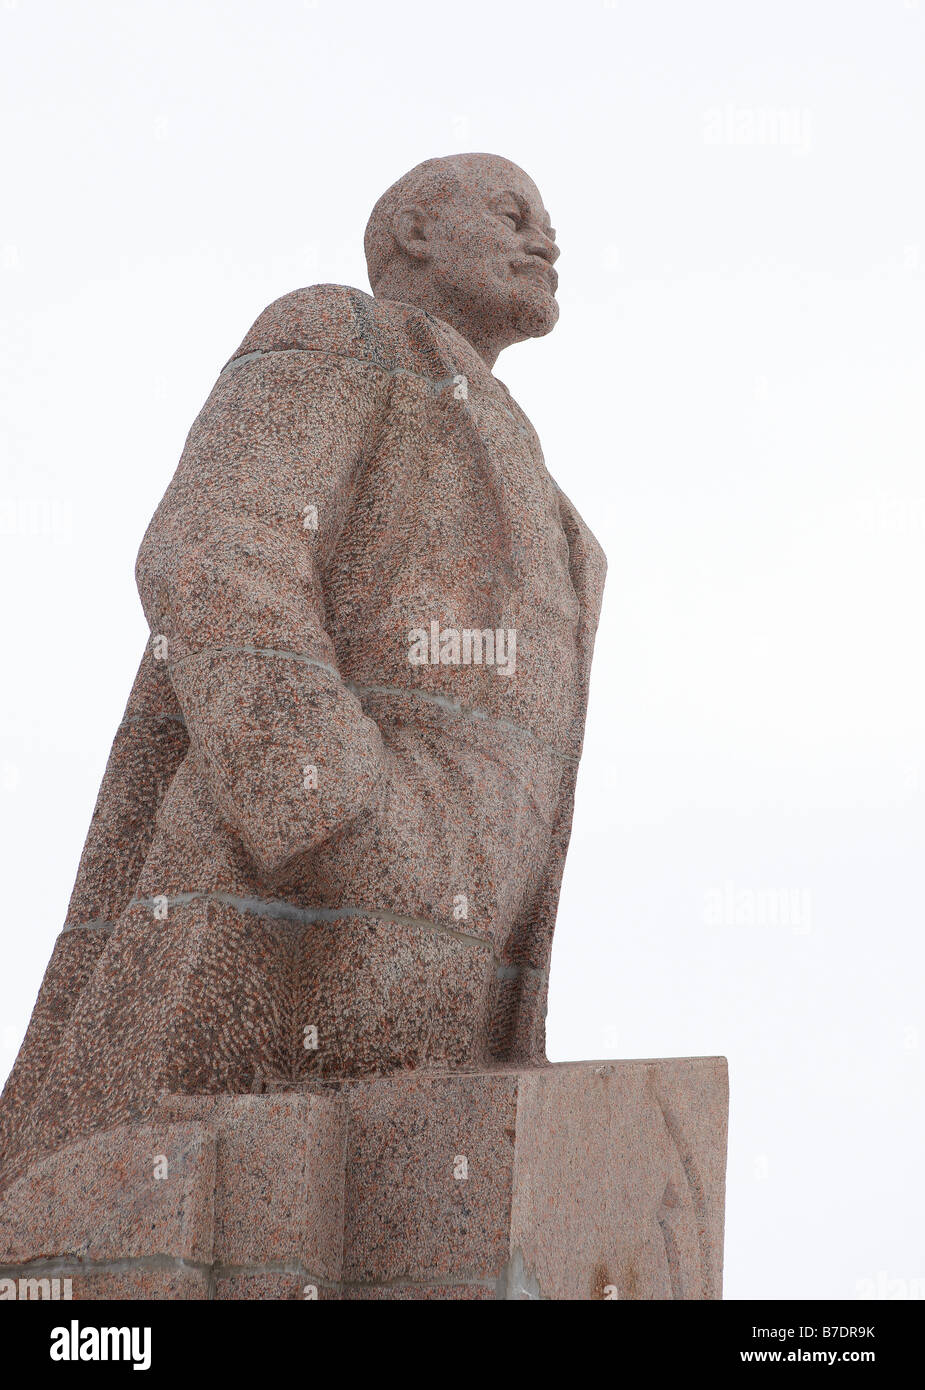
0,154,607,1190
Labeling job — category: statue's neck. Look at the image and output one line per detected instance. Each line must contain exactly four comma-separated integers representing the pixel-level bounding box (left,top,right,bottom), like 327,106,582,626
373,283,505,371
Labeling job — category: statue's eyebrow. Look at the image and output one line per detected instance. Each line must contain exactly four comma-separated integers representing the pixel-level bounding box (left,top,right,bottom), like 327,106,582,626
491,190,556,239
490,189,526,213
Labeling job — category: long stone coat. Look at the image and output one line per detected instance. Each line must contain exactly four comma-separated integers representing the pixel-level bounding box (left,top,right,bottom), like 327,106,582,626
0,285,606,1188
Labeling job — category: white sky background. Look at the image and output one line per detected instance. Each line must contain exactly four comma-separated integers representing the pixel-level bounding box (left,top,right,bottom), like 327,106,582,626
1,0,923,1301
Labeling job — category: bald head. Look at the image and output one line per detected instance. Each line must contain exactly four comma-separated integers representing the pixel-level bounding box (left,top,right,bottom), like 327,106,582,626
363,153,560,369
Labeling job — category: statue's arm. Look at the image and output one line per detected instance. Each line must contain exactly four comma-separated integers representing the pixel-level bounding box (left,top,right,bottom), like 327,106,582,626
136,349,392,882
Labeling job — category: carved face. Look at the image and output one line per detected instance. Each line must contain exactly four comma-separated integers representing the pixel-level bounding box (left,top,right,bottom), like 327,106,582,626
426,155,560,346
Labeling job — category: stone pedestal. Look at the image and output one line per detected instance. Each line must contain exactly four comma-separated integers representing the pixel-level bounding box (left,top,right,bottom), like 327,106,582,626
0,1058,728,1301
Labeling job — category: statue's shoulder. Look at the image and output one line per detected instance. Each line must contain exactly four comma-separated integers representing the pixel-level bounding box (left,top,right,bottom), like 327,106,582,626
225,284,438,374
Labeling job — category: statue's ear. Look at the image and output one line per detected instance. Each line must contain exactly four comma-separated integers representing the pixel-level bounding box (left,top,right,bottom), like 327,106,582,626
393,203,432,262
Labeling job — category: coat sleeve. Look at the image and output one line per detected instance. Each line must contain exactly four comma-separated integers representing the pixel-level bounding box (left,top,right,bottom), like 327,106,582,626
135,331,394,882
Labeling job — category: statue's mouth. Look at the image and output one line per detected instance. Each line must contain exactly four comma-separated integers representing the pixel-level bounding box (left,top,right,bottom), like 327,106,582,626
511,258,558,295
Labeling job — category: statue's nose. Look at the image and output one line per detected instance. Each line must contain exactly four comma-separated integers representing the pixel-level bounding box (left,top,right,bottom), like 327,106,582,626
525,231,560,265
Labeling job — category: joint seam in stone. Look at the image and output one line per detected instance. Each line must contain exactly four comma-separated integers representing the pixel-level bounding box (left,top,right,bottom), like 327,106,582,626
119,711,188,731
128,892,496,956
219,345,460,398
93,899,549,979
495,964,547,984
218,344,530,435
165,644,575,761
354,681,577,762
169,644,342,684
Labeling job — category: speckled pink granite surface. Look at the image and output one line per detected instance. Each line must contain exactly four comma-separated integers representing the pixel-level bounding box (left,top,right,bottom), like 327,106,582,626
0,157,727,1298
0,1060,728,1300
